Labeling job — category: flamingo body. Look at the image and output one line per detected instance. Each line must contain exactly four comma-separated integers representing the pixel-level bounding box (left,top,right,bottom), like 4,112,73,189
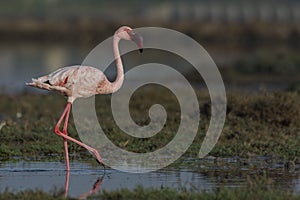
28,65,112,103
26,26,143,170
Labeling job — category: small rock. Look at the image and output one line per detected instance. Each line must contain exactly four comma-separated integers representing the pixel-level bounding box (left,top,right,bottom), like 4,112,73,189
16,112,22,119
0,121,6,131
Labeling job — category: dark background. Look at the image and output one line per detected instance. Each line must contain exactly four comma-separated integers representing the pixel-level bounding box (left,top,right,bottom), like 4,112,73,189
0,0,299,93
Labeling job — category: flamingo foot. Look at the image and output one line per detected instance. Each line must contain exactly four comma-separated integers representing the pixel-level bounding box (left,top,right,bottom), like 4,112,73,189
92,150,105,169
96,158,106,169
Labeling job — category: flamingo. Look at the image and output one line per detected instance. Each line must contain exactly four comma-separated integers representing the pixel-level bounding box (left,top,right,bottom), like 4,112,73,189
26,26,143,171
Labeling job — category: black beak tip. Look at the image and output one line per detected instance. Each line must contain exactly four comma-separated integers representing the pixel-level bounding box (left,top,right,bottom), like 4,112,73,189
139,48,143,53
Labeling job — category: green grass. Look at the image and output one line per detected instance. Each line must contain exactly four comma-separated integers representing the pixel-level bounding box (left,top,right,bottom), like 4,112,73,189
0,89,299,164
0,189,66,200
0,181,298,200
93,186,298,200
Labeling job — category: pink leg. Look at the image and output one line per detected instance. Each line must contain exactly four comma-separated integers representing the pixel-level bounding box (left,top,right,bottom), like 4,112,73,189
64,170,70,198
63,104,71,171
55,103,104,171
55,103,71,171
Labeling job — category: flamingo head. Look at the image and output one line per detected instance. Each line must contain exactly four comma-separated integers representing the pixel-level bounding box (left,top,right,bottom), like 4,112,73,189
116,26,143,53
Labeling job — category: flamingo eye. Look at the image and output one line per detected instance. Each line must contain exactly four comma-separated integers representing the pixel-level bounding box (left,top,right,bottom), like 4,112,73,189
128,30,137,40
124,28,134,36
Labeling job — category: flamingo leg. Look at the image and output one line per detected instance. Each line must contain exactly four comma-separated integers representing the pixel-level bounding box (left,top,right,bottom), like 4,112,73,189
63,103,71,171
64,170,70,198
55,102,71,171
55,102,104,171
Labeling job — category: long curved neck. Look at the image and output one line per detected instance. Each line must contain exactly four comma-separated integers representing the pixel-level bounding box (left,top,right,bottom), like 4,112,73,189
109,35,124,93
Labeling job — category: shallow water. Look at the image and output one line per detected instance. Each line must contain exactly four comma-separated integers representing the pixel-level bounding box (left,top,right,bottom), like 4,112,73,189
0,161,212,197
0,159,299,198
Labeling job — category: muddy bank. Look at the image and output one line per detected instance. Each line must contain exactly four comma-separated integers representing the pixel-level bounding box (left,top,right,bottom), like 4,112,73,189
0,90,299,164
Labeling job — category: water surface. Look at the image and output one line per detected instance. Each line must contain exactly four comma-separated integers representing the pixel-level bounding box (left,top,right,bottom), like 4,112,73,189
0,159,299,198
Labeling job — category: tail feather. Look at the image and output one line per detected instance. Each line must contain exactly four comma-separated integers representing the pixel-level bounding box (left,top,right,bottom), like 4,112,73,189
26,78,37,86
26,77,53,91
26,78,42,86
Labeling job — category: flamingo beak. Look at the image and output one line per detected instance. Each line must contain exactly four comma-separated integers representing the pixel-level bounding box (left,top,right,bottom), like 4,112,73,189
130,31,143,53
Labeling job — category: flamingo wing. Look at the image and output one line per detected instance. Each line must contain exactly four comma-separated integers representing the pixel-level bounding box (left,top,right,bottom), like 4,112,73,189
26,66,110,99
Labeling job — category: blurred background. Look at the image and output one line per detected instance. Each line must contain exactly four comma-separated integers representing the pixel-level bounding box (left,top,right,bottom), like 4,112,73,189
0,0,299,93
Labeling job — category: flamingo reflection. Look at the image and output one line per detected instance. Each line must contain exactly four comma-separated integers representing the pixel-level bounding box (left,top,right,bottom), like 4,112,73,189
64,170,104,199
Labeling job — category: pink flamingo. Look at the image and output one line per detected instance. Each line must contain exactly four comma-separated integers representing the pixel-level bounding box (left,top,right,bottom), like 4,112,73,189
26,26,143,171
